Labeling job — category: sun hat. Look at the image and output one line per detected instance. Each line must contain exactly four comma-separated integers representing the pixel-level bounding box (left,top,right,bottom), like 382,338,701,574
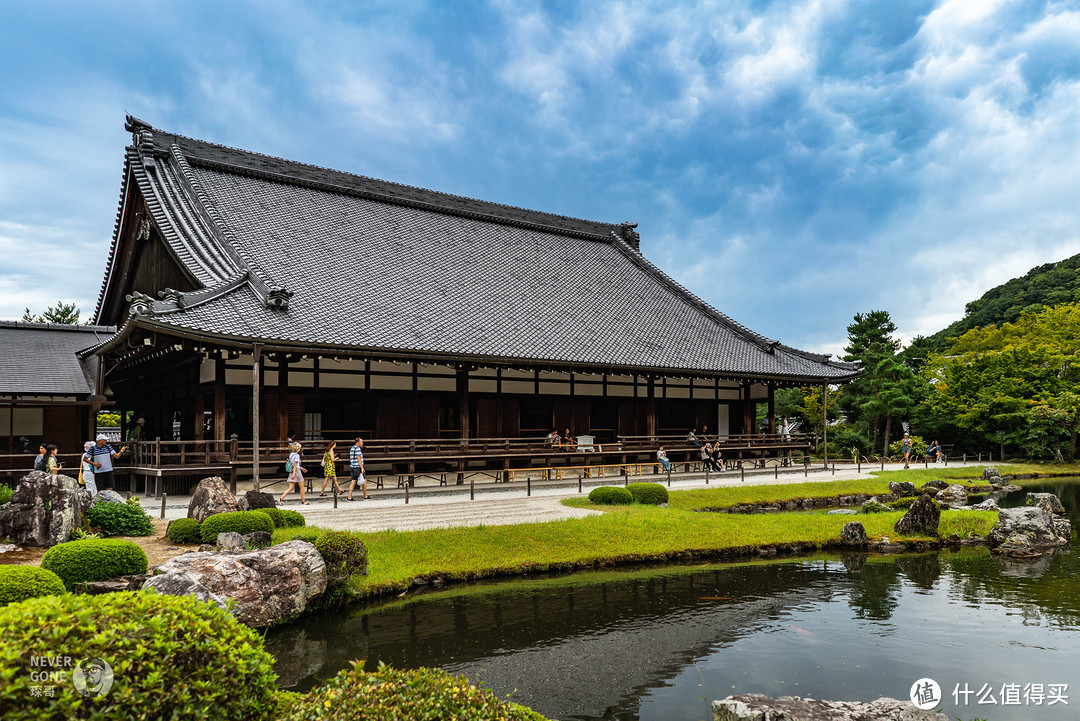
84,441,94,450
96,434,108,441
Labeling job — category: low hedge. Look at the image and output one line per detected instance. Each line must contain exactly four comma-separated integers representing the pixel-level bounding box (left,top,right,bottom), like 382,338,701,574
588,486,634,505
280,662,549,721
86,500,153,537
254,510,276,530
166,517,202,544
626,482,668,505
41,539,148,590
0,591,280,720
200,511,275,543
0,566,65,606
258,508,307,530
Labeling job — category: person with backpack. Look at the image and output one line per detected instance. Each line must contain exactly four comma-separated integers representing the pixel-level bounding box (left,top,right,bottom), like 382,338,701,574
32,443,46,471
279,441,309,505
37,444,61,475
319,440,342,497
84,434,127,491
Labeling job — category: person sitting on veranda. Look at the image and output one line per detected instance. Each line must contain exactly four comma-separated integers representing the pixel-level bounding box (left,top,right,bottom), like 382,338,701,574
701,442,721,472
687,428,700,447
545,429,560,446
657,445,671,472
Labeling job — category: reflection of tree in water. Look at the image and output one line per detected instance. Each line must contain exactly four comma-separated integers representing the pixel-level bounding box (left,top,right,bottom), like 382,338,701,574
846,562,903,620
895,553,942,590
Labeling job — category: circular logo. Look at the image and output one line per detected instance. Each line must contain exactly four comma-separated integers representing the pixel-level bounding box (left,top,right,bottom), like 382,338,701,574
72,657,114,698
909,677,941,710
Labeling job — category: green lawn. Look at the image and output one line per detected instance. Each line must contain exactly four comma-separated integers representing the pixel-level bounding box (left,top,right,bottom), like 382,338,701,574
275,503,997,600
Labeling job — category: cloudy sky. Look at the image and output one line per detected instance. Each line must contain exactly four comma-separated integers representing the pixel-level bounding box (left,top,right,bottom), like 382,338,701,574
3,0,1079,356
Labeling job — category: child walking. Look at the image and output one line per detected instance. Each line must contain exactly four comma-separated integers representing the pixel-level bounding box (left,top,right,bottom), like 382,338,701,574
279,442,310,505
319,441,342,496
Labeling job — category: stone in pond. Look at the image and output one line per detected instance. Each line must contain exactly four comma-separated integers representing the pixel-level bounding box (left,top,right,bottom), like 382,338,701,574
987,507,1070,557
839,521,868,545
1027,493,1065,515
893,494,940,536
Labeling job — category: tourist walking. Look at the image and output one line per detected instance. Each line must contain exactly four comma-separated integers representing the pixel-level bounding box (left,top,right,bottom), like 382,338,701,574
41,444,61,475
279,441,309,505
84,435,127,491
657,445,671,472
319,441,342,497
347,436,370,501
901,433,912,469
33,443,46,471
79,440,98,497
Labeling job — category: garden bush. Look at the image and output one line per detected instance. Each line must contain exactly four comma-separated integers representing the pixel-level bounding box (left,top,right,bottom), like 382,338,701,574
626,482,668,505
86,499,153,537
588,486,634,505
889,496,918,510
888,435,929,458
0,591,280,720
258,508,307,530
166,517,202,544
0,484,12,505
254,510,276,530
200,510,274,543
41,539,148,590
280,661,549,721
0,566,65,606
314,531,369,587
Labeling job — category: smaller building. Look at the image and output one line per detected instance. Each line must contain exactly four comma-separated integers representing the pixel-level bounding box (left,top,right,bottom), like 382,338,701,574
0,322,115,455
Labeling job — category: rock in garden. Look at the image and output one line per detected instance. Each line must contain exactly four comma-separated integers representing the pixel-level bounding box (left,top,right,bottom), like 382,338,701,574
0,471,91,546
143,572,230,611
89,489,126,508
982,466,1002,482
243,531,273,549
198,543,215,552
827,509,857,515
79,574,152,595
187,476,239,522
971,497,1000,511
893,494,940,536
840,521,868,545
0,543,20,554
215,531,246,552
888,481,916,497
238,490,278,511
1028,493,1065,515
987,507,1070,556
144,540,327,628
712,694,948,720
922,480,948,491
935,484,968,507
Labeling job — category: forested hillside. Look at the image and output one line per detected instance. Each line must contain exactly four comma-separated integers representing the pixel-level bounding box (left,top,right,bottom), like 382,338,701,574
927,252,1080,349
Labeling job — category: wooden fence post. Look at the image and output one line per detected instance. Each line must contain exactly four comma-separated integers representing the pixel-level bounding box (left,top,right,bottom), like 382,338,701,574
160,493,166,520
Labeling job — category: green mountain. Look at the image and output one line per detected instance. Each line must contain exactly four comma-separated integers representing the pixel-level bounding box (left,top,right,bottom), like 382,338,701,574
926,251,1080,350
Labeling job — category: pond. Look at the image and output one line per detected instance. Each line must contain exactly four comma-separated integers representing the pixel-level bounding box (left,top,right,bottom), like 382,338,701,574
266,478,1080,720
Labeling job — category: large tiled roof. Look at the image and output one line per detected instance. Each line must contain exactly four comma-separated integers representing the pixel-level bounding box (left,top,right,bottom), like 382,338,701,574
96,117,858,381
0,323,115,396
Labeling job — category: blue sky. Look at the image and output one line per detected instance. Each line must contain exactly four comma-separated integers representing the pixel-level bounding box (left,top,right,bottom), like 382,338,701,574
3,0,1080,357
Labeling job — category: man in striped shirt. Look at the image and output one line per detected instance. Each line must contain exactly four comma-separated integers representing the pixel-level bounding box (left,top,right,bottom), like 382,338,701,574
84,434,128,491
346,436,370,501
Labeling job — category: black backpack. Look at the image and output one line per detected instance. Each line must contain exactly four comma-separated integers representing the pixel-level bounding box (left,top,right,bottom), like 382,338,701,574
34,457,49,472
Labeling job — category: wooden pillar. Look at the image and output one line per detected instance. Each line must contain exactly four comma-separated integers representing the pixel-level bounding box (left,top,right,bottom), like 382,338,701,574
252,345,263,492
742,382,753,434
496,368,504,437
646,377,656,438
193,391,205,440
277,357,289,441
411,363,419,438
767,384,775,436
822,382,828,468
457,367,470,442
214,357,226,443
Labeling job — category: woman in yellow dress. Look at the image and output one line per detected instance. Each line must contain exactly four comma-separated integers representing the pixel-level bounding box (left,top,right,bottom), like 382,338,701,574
319,440,342,497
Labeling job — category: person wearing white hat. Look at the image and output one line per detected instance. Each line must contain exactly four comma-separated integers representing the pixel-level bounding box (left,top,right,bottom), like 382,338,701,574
79,441,98,497
84,434,128,492
127,417,146,442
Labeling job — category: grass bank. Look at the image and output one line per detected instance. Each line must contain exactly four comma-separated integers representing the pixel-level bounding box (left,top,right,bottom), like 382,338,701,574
275,504,996,600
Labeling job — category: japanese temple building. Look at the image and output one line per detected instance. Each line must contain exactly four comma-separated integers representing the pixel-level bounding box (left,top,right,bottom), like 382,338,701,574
10,116,859,467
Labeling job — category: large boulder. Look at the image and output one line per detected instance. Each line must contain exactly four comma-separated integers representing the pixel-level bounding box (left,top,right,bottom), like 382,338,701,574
187,476,239,522
987,507,1071,557
713,695,947,720
1028,493,1065,515
971,497,1000,511
888,481,916,497
922,480,949,491
839,521,868,545
89,489,126,508
893,494,941,536
935,484,968,507
0,471,91,546
238,490,277,512
144,540,327,628
143,573,230,611
982,466,1002,482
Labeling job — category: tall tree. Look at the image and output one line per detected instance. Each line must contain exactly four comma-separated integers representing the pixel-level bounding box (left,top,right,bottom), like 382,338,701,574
839,310,913,454
21,302,82,324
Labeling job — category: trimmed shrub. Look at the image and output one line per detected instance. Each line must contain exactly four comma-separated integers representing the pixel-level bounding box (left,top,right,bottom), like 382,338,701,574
41,539,148,590
279,509,306,528
254,510,276,530
280,661,549,721
86,499,153,537
0,591,280,720
166,517,202,545
0,566,65,606
626,482,668,505
314,531,369,587
588,486,634,505
200,510,274,543
0,484,12,505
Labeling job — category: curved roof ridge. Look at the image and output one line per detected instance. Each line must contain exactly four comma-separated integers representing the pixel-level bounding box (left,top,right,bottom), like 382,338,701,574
94,155,134,322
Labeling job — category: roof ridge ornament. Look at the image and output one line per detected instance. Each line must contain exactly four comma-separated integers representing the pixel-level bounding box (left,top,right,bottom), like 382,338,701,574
125,115,156,170
266,287,293,310
620,222,640,251
125,291,155,317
